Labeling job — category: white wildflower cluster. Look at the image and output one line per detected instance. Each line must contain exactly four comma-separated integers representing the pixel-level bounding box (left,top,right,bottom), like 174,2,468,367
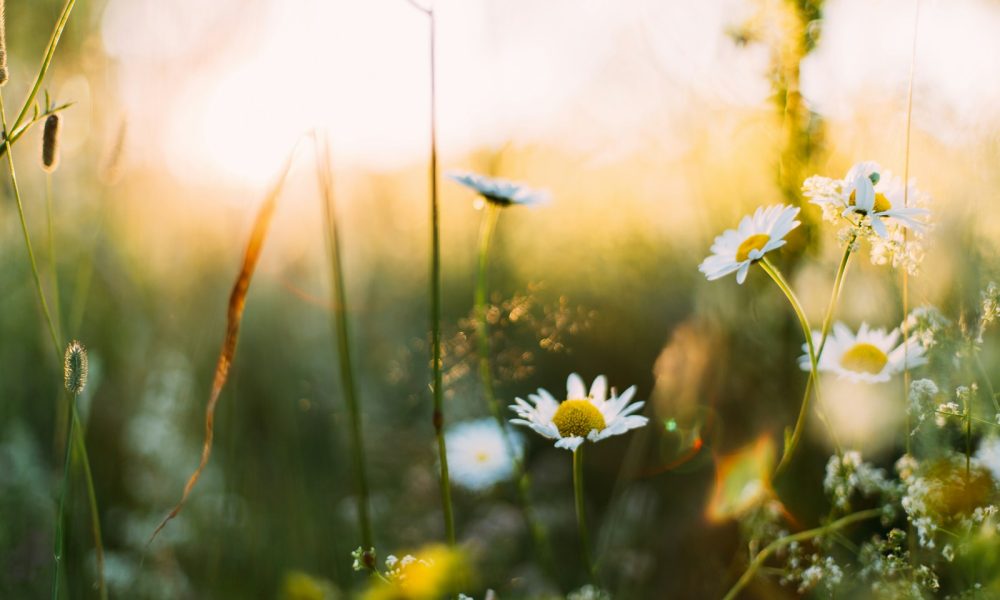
858,529,940,597
823,450,897,512
904,306,951,350
567,585,612,600
351,546,375,572
383,553,422,581
935,401,964,428
908,378,940,435
978,281,1000,341
802,161,931,274
897,453,998,552
780,547,843,595
896,455,937,548
869,228,926,275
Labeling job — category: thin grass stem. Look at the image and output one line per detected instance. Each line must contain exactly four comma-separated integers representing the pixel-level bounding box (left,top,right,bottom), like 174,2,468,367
313,135,373,552
51,394,75,600
419,3,455,546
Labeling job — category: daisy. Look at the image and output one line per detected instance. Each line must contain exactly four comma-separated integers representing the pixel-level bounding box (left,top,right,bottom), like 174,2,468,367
841,162,929,238
805,161,929,239
699,204,801,285
447,171,550,207
799,322,927,384
510,373,648,452
445,418,521,492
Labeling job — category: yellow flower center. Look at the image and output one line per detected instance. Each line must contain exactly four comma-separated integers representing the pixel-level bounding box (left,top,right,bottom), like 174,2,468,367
474,451,490,463
848,190,892,213
552,399,606,438
840,342,889,375
735,234,771,262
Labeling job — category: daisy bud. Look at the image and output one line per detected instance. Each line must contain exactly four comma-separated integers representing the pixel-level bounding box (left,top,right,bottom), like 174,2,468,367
42,114,61,172
64,340,88,395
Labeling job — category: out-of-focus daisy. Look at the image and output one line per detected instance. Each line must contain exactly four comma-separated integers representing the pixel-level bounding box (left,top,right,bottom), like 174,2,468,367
976,437,1000,483
445,418,521,492
509,373,647,452
699,205,800,285
799,322,927,383
447,171,550,208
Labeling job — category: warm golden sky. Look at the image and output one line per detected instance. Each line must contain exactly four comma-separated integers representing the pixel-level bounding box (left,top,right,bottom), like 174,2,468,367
96,0,1000,186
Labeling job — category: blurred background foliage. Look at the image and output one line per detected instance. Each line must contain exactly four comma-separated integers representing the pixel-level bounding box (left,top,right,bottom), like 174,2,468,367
3,0,1000,598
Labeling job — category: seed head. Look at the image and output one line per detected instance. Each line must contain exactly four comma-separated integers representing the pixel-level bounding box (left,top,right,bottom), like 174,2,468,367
64,340,88,394
42,114,61,172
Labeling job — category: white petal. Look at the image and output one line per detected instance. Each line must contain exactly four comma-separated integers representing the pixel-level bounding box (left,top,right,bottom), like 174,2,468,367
589,375,608,402
554,436,585,451
567,373,586,399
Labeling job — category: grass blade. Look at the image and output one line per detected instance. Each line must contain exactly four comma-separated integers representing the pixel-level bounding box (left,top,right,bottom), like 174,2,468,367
149,148,299,544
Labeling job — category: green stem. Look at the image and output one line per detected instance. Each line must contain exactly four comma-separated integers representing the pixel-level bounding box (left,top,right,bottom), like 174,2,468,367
71,403,107,600
45,174,63,342
473,202,554,573
759,258,821,476
1,92,60,355
573,447,597,583
314,136,373,551
973,349,1000,414
52,395,75,600
424,6,455,547
774,244,853,477
722,508,881,600
3,93,105,600
9,0,77,135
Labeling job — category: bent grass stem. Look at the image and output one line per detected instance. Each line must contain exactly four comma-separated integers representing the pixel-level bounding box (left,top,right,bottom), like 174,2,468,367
722,508,881,600
759,258,823,477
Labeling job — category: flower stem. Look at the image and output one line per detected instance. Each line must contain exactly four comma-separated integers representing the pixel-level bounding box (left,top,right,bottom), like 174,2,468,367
314,135,373,551
422,4,455,547
573,447,597,583
721,508,881,600
773,244,853,477
759,257,824,476
474,202,554,573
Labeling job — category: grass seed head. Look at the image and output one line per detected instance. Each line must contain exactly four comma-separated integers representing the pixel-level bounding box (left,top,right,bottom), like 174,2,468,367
42,113,61,172
64,340,88,394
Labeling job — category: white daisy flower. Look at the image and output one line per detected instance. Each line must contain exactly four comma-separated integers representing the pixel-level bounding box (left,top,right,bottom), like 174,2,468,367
841,162,929,239
509,373,648,452
445,418,522,492
698,204,801,285
805,161,929,239
798,322,927,383
447,171,550,207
